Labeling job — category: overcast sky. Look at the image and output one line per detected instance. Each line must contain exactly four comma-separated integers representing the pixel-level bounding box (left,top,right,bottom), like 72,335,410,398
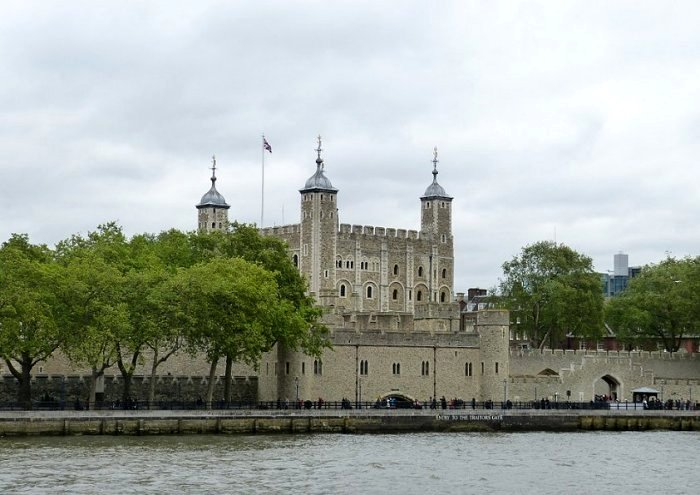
1,1,699,291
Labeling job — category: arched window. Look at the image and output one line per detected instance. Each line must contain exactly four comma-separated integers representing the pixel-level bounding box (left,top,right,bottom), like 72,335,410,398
360,360,368,375
440,291,446,303
418,266,423,277
441,268,447,278
393,264,399,276
314,360,323,375
416,290,422,302
340,284,346,297
293,254,299,267
366,286,373,298
392,289,398,300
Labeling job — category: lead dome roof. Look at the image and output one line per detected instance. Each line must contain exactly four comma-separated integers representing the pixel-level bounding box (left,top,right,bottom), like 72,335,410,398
421,147,452,200
196,156,230,209
300,136,338,193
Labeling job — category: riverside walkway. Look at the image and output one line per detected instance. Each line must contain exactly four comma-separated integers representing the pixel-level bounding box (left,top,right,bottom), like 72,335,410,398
1,408,698,436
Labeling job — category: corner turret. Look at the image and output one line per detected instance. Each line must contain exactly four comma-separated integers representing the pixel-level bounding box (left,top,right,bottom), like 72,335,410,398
196,155,230,232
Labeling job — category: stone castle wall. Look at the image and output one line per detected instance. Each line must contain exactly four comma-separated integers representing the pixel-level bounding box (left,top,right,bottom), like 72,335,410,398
508,349,700,403
0,374,257,405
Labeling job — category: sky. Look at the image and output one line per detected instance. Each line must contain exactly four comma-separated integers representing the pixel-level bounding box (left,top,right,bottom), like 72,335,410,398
1,1,699,291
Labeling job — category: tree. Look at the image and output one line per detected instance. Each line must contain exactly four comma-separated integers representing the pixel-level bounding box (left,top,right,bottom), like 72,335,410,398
172,257,286,406
606,257,700,352
190,224,328,402
500,241,605,349
0,235,64,409
56,223,130,407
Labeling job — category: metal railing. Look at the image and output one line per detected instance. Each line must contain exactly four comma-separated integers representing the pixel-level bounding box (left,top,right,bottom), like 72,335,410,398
1,398,693,412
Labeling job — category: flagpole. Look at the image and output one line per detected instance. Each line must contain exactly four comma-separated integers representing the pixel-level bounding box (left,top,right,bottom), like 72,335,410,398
261,134,265,228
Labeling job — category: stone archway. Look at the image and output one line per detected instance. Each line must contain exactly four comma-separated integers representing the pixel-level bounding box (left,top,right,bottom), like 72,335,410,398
379,391,417,409
593,374,621,401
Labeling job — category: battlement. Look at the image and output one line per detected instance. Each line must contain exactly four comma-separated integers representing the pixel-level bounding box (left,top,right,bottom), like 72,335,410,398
260,224,301,236
510,349,700,361
414,303,460,321
338,223,420,239
476,309,510,326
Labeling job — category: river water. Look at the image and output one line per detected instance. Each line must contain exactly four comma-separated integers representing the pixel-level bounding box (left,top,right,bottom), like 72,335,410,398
0,431,697,494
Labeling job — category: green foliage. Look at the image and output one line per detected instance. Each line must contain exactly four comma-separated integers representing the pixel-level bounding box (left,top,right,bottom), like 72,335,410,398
0,234,66,407
500,240,605,349
606,257,700,352
57,226,130,379
1,221,328,407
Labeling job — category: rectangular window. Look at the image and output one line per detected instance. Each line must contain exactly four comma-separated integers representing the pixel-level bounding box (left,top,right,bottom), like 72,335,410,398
481,362,484,375
286,362,290,375
495,362,499,374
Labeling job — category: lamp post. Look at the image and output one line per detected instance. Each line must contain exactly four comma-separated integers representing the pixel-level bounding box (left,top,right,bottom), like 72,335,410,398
294,376,299,403
358,377,363,409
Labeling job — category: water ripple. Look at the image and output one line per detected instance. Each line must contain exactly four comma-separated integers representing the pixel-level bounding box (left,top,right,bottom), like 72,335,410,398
0,432,698,494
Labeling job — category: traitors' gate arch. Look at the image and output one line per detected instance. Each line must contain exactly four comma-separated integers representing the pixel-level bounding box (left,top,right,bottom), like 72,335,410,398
594,374,621,400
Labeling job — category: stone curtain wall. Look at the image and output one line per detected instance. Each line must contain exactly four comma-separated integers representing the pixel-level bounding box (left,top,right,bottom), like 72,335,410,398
0,375,258,405
508,349,700,403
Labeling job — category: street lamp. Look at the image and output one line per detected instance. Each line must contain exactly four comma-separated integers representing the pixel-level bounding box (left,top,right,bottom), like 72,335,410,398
358,377,363,409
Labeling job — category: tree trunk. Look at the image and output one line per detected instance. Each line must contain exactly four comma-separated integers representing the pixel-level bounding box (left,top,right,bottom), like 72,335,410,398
89,367,99,409
224,355,233,404
18,354,33,410
205,357,218,409
148,348,160,406
6,354,35,410
116,345,140,404
147,344,180,407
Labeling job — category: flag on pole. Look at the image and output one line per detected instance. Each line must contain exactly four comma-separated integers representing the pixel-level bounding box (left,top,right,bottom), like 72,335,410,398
263,137,272,153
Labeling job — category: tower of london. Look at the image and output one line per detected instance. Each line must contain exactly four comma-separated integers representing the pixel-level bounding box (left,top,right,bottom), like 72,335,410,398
197,137,511,404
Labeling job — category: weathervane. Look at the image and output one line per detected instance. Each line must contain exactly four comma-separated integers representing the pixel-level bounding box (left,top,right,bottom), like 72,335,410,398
210,155,217,183
432,146,439,181
315,135,324,169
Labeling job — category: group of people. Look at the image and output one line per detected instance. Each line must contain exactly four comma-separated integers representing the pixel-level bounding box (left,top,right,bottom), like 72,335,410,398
642,397,695,410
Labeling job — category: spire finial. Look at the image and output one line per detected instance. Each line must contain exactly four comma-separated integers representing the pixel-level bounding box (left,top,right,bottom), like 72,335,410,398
210,155,217,184
432,146,439,182
315,135,324,168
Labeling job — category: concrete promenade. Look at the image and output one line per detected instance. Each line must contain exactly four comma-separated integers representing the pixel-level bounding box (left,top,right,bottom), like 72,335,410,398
0,408,698,436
